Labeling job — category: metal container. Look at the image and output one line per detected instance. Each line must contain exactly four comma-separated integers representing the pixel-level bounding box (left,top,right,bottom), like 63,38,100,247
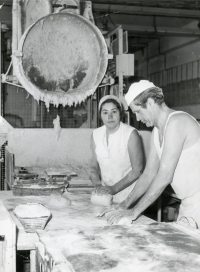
13,13,108,107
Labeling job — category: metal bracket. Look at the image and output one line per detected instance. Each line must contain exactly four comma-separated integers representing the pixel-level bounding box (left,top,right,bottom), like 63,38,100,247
82,1,95,24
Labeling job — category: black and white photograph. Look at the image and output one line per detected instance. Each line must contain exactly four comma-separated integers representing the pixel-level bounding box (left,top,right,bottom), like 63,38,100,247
0,1,200,271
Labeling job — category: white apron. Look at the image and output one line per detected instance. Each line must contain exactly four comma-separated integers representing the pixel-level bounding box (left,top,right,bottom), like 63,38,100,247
154,111,200,227
93,122,136,203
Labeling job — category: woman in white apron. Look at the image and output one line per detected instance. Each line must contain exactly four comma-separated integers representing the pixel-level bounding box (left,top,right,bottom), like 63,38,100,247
90,95,144,203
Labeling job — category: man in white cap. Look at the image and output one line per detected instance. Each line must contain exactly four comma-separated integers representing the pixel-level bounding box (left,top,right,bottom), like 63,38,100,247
99,80,200,228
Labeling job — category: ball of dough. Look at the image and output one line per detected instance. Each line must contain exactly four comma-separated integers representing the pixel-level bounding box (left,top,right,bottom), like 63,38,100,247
91,193,113,206
48,193,71,208
117,217,133,225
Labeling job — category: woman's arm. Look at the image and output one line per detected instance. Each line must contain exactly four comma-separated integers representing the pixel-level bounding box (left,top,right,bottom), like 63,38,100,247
89,134,102,187
98,132,160,218
111,130,144,194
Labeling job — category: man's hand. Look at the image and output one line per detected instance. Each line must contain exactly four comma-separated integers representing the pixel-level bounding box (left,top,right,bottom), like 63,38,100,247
94,185,115,195
118,200,128,210
97,203,126,217
105,209,138,225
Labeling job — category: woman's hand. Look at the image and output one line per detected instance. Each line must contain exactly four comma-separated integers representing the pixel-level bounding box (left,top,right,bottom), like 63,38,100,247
94,185,115,195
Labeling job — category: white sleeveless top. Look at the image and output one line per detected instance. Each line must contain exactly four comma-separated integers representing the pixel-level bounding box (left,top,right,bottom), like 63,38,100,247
93,122,136,203
153,111,200,200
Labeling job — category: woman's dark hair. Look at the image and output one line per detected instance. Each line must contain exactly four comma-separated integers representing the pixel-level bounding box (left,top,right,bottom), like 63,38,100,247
134,87,164,108
99,99,124,119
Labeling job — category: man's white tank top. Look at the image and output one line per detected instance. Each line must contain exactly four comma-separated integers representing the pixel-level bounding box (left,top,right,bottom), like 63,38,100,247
153,111,200,200
93,122,136,203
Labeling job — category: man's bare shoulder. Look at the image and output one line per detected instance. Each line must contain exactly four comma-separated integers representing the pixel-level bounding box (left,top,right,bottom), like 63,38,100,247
166,112,200,144
168,112,197,128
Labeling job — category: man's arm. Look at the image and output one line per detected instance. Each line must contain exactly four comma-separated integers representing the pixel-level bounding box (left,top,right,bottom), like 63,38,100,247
89,134,102,187
121,130,160,208
98,131,159,218
130,117,185,219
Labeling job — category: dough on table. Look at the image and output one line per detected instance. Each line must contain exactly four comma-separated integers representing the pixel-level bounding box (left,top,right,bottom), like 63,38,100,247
117,217,133,225
48,193,71,208
91,192,113,206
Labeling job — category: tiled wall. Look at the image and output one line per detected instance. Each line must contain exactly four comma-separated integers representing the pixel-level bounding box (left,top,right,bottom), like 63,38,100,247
173,104,200,120
150,60,200,108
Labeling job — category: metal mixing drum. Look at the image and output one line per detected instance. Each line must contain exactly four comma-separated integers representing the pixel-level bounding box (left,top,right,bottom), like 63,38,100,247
13,12,108,108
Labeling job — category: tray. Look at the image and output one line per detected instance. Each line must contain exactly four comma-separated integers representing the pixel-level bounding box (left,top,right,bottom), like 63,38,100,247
12,184,66,196
12,179,69,196
14,173,39,179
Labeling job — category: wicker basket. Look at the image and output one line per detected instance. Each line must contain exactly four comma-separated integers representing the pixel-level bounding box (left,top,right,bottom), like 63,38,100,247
14,203,51,233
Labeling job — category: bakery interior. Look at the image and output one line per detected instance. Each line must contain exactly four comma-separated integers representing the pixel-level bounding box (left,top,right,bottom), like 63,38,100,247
0,1,200,272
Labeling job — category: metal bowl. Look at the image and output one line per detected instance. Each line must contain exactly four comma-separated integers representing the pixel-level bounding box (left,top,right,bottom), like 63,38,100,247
14,13,108,107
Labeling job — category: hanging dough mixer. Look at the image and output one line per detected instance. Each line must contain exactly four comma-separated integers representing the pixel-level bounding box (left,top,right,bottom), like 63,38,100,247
10,0,109,108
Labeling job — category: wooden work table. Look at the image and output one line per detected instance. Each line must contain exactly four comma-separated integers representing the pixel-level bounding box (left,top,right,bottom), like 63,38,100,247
0,190,154,249
0,190,200,272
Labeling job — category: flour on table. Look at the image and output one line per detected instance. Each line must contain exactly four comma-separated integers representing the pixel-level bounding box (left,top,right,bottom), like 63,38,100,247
14,203,50,218
48,193,71,208
52,263,74,272
91,192,113,206
117,217,133,225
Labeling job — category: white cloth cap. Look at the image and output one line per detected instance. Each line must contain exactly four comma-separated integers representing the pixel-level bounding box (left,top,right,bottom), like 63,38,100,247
125,80,156,106
99,95,128,111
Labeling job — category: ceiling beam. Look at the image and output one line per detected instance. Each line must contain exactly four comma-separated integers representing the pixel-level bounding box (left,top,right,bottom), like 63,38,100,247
122,24,200,37
92,3,200,19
